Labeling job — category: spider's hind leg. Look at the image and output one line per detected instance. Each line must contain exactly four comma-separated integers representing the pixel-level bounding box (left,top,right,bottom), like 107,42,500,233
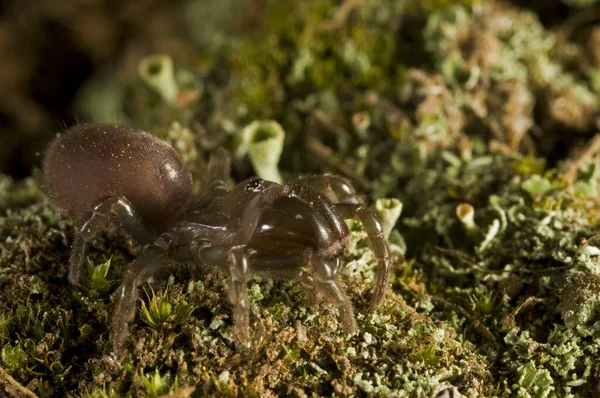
203,148,231,195
111,240,169,354
70,196,154,285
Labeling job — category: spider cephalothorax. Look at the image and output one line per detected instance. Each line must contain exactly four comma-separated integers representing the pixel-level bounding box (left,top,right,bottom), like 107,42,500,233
44,123,392,353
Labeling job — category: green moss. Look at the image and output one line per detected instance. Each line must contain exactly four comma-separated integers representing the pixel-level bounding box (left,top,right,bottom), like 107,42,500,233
139,368,178,397
78,257,116,299
1,343,28,370
139,287,194,330
0,312,11,343
4,0,600,396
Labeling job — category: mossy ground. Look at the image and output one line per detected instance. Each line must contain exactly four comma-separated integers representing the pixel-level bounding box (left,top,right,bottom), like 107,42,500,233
2,0,600,396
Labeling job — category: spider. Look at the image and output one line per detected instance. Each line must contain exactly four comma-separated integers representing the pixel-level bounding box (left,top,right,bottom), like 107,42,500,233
43,123,391,353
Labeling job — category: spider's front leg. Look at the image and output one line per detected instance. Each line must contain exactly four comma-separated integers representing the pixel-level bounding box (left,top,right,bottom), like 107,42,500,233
251,250,356,333
227,245,252,342
292,174,392,310
192,242,253,342
199,247,355,337
336,203,390,310
111,234,170,354
69,196,154,284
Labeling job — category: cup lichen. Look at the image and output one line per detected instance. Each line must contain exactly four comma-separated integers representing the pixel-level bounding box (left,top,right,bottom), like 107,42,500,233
3,0,600,396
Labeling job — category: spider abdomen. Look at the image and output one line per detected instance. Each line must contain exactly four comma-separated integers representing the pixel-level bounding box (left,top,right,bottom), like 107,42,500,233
43,124,192,232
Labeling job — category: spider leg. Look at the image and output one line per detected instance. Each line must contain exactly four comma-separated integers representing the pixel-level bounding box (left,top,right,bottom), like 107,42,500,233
291,174,391,310
111,235,170,354
199,247,336,339
335,203,391,310
228,245,252,342
69,196,154,284
297,271,318,305
201,246,317,341
249,251,318,305
69,234,87,285
204,148,231,195
311,253,357,334
279,184,350,257
194,244,253,341
290,174,361,204
254,252,354,329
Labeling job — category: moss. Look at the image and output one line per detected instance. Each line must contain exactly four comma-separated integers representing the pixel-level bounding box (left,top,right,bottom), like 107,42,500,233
4,0,600,396
139,287,194,330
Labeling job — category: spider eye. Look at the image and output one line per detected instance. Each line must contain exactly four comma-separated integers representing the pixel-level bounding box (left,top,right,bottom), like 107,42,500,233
246,178,265,192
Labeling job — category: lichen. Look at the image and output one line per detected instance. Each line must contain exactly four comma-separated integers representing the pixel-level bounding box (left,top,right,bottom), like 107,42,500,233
3,0,600,396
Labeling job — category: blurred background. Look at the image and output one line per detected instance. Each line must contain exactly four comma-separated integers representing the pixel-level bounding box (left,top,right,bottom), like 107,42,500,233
0,0,255,178
0,0,598,179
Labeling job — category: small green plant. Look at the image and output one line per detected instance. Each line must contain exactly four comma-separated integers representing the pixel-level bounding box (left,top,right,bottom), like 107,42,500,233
469,291,497,316
82,257,116,298
0,311,11,342
139,368,178,397
139,288,194,330
413,343,439,366
15,299,44,341
392,259,423,295
512,153,546,176
37,378,55,398
20,336,72,377
1,342,28,370
12,308,74,377
138,54,180,104
80,386,121,398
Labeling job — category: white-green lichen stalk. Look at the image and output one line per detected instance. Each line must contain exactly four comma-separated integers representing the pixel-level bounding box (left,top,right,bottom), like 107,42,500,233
138,54,179,104
234,120,285,183
375,198,403,239
456,203,478,233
